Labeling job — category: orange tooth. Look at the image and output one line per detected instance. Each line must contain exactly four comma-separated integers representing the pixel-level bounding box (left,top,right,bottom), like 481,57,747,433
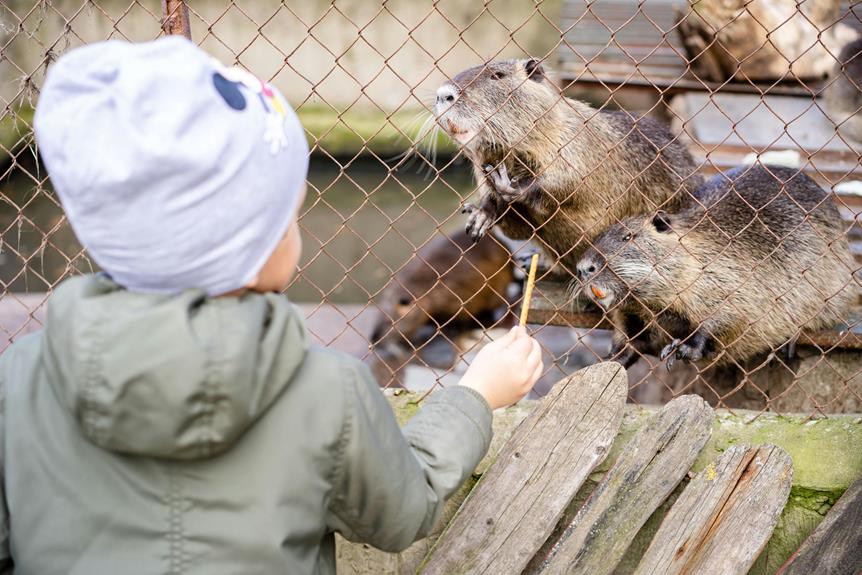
590,285,605,299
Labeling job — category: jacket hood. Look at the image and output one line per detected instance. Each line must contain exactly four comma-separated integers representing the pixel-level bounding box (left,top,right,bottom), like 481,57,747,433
41,274,308,460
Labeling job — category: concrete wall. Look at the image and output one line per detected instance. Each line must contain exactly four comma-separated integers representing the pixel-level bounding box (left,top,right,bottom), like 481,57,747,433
1,0,562,111
339,393,862,575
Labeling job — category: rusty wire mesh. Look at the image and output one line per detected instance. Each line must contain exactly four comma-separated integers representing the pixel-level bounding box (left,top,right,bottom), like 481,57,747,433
1,0,861,417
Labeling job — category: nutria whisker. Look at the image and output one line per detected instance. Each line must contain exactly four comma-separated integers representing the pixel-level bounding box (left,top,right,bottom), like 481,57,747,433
386,113,439,172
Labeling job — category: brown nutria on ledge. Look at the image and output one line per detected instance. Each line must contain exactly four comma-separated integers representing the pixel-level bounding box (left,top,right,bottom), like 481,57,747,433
434,58,702,276
369,229,513,369
576,164,858,370
825,38,862,144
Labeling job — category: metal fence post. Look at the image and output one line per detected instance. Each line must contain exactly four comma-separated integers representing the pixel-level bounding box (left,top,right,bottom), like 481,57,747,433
161,0,191,39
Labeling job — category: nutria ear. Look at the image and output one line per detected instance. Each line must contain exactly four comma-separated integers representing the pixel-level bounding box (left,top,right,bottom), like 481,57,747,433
652,211,673,233
525,59,545,82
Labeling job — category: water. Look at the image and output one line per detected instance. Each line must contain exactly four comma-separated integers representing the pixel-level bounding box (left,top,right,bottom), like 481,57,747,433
0,155,475,302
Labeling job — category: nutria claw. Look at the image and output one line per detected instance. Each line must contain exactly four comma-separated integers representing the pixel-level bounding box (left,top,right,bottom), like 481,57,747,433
484,163,528,203
660,338,702,371
780,336,798,361
461,202,476,215
465,207,493,243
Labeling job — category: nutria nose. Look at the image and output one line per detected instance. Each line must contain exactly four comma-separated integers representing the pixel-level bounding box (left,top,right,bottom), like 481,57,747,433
436,84,458,105
576,260,597,280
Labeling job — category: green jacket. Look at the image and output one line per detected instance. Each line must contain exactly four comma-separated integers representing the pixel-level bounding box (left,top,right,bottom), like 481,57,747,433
0,275,492,574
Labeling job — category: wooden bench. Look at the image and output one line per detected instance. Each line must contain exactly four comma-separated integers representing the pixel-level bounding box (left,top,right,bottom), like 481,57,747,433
670,92,862,184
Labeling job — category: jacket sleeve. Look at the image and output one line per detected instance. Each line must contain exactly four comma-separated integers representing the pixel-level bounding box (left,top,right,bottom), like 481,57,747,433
326,360,493,552
0,371,11,574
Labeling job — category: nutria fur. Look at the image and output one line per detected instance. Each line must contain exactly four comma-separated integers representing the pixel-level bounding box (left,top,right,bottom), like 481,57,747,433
370,229,512,363
434,58,702,276
826,38,862,144
677,0,857,82
576,164,857,369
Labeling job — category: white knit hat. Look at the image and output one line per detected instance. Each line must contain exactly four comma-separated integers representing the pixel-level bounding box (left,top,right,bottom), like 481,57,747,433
34,36,309,295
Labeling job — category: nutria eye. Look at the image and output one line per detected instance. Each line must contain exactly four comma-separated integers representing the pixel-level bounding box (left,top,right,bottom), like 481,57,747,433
398,297,411,306
623,233,633,242
491,71,506,80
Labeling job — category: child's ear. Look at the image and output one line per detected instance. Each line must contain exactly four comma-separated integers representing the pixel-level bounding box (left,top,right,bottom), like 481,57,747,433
652,211,673,233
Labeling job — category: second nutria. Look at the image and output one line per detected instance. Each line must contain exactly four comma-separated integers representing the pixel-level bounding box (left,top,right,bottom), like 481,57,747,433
369,229,513,372
826,38,862,144
576,164,857,369
435,58,702,276
676,0,859,82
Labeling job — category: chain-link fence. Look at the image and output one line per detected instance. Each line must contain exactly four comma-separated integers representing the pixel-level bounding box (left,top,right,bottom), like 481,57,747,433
2,0,861,417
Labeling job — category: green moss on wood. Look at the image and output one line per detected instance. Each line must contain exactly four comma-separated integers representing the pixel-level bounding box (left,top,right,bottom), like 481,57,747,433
297,105,456,158
0,104,456,167
788,485,843,515
702,413,862,492
0,105,34,162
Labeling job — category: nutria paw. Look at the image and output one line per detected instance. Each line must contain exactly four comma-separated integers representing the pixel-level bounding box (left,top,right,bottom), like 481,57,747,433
484,163,535,203
514,250,544,271
464,204,494,242
660,338,703,371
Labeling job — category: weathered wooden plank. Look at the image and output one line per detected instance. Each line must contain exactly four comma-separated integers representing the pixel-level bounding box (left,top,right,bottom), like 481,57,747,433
418,362,628,575
672,93,859,155
777,472,862,575
532,395,713,575
342,398,862,575
669,93,862,186
634,444,793,575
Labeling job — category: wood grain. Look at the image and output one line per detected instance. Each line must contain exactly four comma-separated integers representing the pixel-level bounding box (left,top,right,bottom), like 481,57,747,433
635,444,793,575
777,472,862,575
534,395,714,575
418,362,628,575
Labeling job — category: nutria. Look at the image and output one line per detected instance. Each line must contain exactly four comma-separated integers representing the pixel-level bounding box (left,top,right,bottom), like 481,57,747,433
676,0,859,82
826,38,862,144
434,58,702,276
576,164,857,370
370,229,513,368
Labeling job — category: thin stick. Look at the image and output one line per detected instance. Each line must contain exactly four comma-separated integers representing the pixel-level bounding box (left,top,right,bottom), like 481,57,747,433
520,254,539,327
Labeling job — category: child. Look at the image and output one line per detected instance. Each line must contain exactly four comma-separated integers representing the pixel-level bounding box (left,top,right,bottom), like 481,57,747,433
0,37,543,573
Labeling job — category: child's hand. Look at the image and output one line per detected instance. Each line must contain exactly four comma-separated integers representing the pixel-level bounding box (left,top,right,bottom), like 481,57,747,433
459,326,543,410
